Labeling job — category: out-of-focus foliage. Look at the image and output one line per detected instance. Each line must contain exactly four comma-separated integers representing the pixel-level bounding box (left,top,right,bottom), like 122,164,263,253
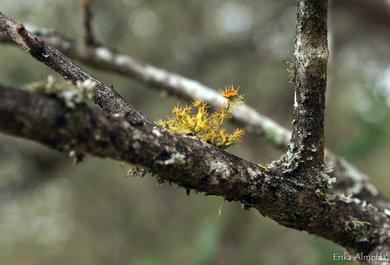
0,0,389,264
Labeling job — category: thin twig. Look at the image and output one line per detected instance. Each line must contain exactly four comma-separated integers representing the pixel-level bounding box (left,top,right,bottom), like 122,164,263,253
0,11,150,127
80,0,96,46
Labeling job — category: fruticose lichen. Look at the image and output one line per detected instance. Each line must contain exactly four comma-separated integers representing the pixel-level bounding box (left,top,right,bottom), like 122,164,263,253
345,216,371,242
127,166,149,178
156,86,245,148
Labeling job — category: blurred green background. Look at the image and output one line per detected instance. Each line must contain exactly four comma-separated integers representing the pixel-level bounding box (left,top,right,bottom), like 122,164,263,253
0,0,389,264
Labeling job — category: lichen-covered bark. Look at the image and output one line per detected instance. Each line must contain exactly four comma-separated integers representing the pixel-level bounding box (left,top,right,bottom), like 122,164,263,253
0,12,149,127
1,86,390,260
1,5,390,263
0,20,384,211
0,21,292,148
292,0,328,167
273,0,329,189
0,85,273,207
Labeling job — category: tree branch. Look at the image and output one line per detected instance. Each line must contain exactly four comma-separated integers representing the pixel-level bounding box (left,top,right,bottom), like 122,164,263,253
1,85,389,261
1,6,390,260
0,12,149,127
276,0,329,186
0,14,387,211
295,0,328,158
80,0,96,46
0,24,291,148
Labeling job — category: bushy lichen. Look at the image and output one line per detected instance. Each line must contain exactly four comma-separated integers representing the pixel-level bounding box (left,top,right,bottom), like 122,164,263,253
345,216,371,242
320,171,336,187
127,166,149,178
156,86,245,148
285,57,297,85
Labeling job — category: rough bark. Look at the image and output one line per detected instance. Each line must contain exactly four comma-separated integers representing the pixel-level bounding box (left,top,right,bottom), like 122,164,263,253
292,0,328,167
0,24,384,211
271,0,329,189
1,85,390,262
0,2,390,262
0,12,149,128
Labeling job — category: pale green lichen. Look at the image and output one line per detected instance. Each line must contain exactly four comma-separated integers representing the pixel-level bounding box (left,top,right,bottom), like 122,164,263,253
384,209,390,217
132,130,143,140
339,194,362,205
269,145,303,174
25,75,96,108
323,160,334,174
257,163,269,173
158,152,185,165
320,171,336,187
127,166,149,178
345,216,371,242
345,217,370,232
285,57,297,85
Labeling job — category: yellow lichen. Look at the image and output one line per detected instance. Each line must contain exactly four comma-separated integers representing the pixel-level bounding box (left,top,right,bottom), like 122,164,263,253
257,164,270,173
157,86,245,148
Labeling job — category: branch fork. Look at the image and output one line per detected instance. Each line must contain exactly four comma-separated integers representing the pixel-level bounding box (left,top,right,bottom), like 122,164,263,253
1,2,390,262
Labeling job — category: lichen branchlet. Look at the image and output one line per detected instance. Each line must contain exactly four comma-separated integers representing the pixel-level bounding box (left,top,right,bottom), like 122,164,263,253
345,216,371,242
345,216,371,232
156,85,245,148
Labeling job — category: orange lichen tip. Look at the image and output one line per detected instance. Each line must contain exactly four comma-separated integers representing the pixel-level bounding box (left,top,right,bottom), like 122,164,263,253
219,86,239,99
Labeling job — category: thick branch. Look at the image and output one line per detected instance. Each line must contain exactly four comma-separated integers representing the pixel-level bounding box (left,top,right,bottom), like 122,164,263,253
0,21,386,211
1,86,390,261
1,8,390,261
0,85,269,204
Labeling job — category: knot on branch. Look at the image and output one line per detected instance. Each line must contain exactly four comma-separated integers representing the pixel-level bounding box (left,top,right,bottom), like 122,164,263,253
16,23,47,58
